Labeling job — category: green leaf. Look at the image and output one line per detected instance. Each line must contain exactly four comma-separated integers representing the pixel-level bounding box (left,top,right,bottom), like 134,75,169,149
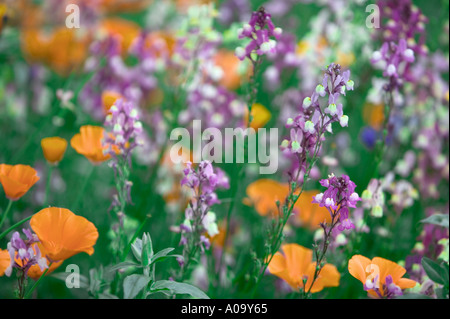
151,248,175,262
131,238,142,262
123,274,151,299
152,280,209,299
440,262,449,286
435,287,448,299
99,292,119,299
422,257,446,285
420,214,449,229
141,233,154,267
107,261,140,273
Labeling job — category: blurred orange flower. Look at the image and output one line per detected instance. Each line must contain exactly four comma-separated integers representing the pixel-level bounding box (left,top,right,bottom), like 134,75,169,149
213,49,247,91
30,207,99,262
96,0,152,13
100,18,141,55
102,91,123,114
22,28,90,76
268,243,340,293
70,125,112,164
245,103,272,130
0,249,9,276
348,255,417,298
362,103,385,130
245,180,331,229
293,190,332,230
145,31,176,58
244,179,289,217
41,137,68,165
0,164,40,201
0,4,7,34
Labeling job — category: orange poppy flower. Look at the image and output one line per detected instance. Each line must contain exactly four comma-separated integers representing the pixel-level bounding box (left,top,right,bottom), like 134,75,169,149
22,28,90,76
41,137,68,165
268,243,340,293
245,180,330,229
30,207,99,262
348,255,417,298
102,91,123,114
0,164,40,201
244,179,289,217
95,0,152,13
0,249,9,276
99,18,141,55
244,103,272,130
70,125,112,164
362,103,385,130
213,49,248,91
293,190,332,230
145,31,176,58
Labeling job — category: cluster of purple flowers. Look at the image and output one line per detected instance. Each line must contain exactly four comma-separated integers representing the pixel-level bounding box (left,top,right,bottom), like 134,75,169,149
312,174,361,231
4,229,47,277
103,98,143,162
179,161,229,254
263,33,301,90
371,39,416,89
377,0,428,56
235,7,282,62
280,63,354,170
81,33,163,120
364,274,403,298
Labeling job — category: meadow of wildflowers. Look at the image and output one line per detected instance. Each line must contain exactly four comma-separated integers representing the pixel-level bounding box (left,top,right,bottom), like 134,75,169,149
0,0,448,302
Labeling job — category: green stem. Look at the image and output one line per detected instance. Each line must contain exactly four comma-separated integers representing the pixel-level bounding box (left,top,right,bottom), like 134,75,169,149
72,165,95,212
0,215,32,241
44,165,53,207
0,200,13,230
24,262,52,299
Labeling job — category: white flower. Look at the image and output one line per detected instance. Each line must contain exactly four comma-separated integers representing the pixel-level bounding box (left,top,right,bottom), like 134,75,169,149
340,115,349,127
202,212,219,237
302,97,312,109
304,121,315,134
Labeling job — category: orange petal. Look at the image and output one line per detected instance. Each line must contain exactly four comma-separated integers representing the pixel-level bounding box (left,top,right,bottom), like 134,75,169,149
0,249,10,277
0,164,39,200
397,278,417,289
268,252,297,288
282,243,312,283
372,257,407,285
30,207,99,262
41,137,68,164
348,255,372,284
304,262,340,293
245,179,289,217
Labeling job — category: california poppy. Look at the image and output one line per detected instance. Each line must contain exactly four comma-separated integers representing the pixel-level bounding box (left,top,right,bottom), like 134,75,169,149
245,103,272,130
30,207,98,262
244,179,289,217
22,28,90,76
41,137,68,165
348,255,417,298
99,18,140,55
293,190,332,230
102,91,123,115
70,125,111,164
245,179,331,229
213,49,248,91
0,249,9,276
0,164,40,201
268,243,340,293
